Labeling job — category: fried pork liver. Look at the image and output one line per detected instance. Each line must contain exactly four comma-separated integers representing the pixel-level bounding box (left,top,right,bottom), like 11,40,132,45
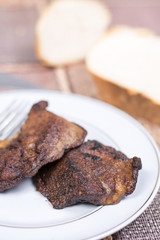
34,140,142,209
0,101,87,192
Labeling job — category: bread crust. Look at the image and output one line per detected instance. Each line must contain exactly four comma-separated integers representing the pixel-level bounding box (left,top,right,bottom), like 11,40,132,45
92,72,160,125
86,26,160,124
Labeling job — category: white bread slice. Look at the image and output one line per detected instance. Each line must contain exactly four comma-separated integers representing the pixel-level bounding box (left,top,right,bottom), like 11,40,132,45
36,0,111,66
86,26,160,124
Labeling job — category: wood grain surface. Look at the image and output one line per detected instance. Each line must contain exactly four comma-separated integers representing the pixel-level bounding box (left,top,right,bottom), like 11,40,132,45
0,1,160,239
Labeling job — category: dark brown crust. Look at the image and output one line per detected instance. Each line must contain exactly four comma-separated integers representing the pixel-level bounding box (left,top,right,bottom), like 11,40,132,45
0,101,87,192
34,140,142,209
92,73,160,125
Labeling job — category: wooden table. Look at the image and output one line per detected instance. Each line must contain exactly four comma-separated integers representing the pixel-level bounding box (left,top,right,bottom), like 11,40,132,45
0,0,160,239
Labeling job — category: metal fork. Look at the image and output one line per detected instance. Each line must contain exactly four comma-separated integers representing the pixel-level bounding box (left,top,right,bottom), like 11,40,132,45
0,100,29,140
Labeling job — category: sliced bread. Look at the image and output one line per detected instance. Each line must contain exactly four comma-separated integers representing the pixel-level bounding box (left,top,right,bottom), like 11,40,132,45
86,26,160,124
36,0,111,66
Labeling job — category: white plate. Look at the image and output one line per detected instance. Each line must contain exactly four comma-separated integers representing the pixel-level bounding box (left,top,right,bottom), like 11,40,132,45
0,89,160,240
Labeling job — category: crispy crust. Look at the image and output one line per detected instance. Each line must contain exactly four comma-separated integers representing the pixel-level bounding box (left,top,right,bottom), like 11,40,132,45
34,140,142,209
0,101,87,192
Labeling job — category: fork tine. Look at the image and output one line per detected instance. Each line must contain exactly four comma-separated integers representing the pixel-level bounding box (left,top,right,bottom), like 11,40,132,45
0,101,31,140
1,115,27,140
0,101,27,134
0,100,17,125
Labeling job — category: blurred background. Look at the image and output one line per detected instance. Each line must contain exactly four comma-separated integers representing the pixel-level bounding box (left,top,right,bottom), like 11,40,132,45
0,0,160,93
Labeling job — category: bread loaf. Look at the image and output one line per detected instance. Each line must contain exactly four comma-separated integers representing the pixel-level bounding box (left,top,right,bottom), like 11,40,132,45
86,26,160,124
36,0,111,66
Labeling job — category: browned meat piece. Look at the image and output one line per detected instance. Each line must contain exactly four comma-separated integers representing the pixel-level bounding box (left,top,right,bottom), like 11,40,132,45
0,101,87,192
34,140,142,209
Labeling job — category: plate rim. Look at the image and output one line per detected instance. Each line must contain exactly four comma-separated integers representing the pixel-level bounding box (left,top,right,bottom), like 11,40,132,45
0,89,160,239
